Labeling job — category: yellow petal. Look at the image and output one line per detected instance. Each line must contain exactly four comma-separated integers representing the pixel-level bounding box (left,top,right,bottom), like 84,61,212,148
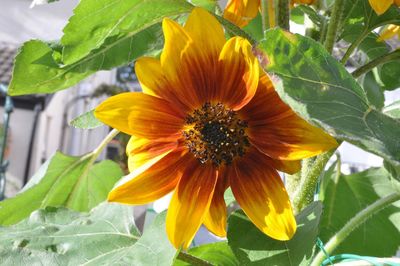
377,24,400,42
166,161,218,249
203,171,229,237
108,150,188,205
95,92,184,140
223,0,260,28
184,8,225,60
217,37,259,110
126,136,179,172
240,74,338,160
368,0,393,15
230,149,297,240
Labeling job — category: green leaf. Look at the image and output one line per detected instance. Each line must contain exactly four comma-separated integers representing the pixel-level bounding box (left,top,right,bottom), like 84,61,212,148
61,0,193,65
341,24,400,91
383,100,400,119
190,0,217,11
290,6,305,25
342,0,400,32
258,29,400,167
320,167,400,256
224,188,236,206
0,152,123,225
9,25,163,96
362,71,384,110
174,242,239,266
0,204,177,265
227,202,322,266
70,109,103,129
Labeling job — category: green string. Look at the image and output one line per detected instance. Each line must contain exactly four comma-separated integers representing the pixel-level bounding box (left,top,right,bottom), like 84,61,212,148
316,238,334,265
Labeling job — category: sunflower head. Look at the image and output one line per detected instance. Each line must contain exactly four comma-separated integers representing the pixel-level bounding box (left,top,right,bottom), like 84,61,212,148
95,7,337,249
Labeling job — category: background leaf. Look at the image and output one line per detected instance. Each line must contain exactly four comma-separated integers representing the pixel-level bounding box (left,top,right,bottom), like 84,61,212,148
174,242,239,266
9,25,163,96
61,0,192,65
319,167,400,256
70,109,104,129
258,29,400,167
227,202,322,266
0,204,177,265
0,152,122,225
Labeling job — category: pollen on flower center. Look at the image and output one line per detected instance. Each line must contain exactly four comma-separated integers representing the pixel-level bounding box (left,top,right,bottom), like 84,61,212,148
183,102,250,166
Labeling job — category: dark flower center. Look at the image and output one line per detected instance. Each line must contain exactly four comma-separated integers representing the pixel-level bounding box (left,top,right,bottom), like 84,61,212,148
183,102,250,166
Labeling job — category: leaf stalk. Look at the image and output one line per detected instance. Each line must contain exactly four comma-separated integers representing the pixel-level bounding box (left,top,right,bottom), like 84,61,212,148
310,192,400,266
352,49,400,78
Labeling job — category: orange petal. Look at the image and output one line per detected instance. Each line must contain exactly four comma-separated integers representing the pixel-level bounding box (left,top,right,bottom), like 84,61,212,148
368,0,393,15
217,37,259,110
126,136,180,172
270,158,301,175
230,149,297,240
240,74,337,160
135,57,188,111
203,169,229,237
95,92,184,140
223,0,260,28
166,161,218,249
160,10,225,110
108,149,189,205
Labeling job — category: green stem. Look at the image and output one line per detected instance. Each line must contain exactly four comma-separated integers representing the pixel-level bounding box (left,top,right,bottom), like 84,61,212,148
88,129,119,164
260,0,270,37
311,192,400,266
278,0,290,31
292,148,336,214
352,49,400,78
340,32,368,64
177,252,213,266
324,0,345,53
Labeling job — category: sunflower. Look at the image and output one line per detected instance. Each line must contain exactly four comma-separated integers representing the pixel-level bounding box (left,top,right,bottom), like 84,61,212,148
223,0,316,28
95,7,337,249
368,0,400,15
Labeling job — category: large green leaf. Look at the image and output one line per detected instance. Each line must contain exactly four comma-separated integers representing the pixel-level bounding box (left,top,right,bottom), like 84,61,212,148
258,29,400,167
227,202,322,266
61,0,192,65
8,25,162,96
174,242,239,266
319,167,400,256
0,152,122,226
0,204,177,265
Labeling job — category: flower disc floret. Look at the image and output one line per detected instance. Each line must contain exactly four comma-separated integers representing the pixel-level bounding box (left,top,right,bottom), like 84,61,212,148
183,102,250,166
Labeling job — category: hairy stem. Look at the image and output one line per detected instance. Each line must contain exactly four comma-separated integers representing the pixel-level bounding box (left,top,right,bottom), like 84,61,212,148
324,0,345,53
352,49,400,78
311,192,400,266
177,252,213,266
278,0,290,31
292,148,336,214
